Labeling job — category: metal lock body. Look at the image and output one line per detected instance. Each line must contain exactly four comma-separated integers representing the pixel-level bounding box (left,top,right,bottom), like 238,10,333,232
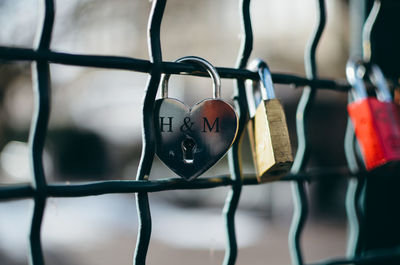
346,60,400,171
154,56,238,181
246,59,293,182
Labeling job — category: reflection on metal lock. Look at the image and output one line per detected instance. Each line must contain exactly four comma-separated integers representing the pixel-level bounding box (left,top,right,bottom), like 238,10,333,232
246,59,293,182
153,56,238,181
395,84,400,106
346,60,400,171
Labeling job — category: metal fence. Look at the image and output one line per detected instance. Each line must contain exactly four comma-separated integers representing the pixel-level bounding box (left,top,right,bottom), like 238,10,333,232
0,0,399,264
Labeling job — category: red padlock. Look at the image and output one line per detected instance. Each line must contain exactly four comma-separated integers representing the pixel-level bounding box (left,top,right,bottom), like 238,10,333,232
347,60,400,171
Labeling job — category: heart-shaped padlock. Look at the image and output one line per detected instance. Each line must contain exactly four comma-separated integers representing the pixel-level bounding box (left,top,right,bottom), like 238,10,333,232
154,56,238,181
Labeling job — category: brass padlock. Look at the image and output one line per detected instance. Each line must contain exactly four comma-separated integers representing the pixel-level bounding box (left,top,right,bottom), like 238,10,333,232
246,59,293,182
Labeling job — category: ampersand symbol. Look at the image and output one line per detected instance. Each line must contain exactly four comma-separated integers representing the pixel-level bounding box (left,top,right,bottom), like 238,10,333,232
180,117,194,132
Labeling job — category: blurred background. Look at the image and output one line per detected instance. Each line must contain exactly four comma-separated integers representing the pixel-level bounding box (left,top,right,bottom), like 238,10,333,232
0,0,352,264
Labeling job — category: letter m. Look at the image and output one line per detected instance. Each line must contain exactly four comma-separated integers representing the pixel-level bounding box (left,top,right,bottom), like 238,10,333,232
202,117,219,132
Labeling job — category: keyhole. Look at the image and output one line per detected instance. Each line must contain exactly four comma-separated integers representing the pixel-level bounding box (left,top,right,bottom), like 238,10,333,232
181,137,196,164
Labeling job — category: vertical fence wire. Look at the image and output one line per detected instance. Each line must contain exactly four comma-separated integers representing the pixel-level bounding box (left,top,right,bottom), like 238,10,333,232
362,0,381,63
223,0,252,264
289,0,326,264
344,0,381,257
345,176,365,257
344,92,363,258
28,0,55,264
134,0,167,264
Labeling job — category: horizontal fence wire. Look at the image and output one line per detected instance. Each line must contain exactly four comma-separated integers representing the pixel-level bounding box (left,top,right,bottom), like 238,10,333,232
0,167,386,200
0,0,399,265
0,47,350,90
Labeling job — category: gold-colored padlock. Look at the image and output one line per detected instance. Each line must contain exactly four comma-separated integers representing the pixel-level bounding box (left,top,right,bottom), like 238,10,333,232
246,59,293,182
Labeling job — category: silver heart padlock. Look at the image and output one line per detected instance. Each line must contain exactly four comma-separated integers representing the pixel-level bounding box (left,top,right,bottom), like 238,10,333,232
154,56,239,181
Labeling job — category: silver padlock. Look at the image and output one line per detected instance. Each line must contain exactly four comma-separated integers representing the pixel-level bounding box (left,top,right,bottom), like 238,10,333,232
154,56,239,181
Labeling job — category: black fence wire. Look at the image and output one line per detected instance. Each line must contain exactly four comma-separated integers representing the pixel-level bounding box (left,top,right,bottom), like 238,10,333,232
0,0,399,265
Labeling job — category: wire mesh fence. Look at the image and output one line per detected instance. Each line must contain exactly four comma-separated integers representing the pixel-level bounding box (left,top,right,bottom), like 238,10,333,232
0,0,399,264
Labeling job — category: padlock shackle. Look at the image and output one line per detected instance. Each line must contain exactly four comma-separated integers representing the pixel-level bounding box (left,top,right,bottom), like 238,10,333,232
370,64,392,102
161,56,221,99
248,59,276,100
246,58,276,118
346,60,368,101
346,59,392,102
